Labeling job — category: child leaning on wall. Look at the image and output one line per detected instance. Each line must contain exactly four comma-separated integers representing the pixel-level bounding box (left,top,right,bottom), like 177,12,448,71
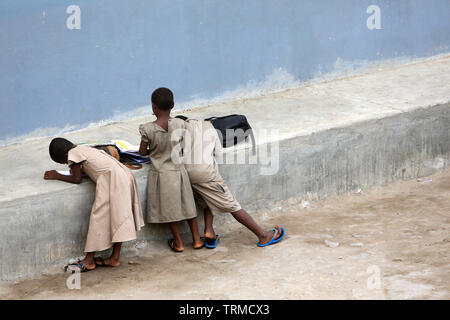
138,87,204,252
178,117,286,248
44,138,145,272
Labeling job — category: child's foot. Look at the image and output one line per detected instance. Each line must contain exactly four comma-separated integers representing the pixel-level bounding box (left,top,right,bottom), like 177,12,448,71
258,226,285,246
168,239,184,252
204,230,216,242
193,238,205,249
65,259,96,273
94,256,121,267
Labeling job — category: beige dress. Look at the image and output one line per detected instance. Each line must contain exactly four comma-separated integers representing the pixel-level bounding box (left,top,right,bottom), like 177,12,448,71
68,145,145,252
139,118,197,223
184,119,241,215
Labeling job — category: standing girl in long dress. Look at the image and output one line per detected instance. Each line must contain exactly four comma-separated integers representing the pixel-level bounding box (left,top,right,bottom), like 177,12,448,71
44,137,145,272
139,87,203,252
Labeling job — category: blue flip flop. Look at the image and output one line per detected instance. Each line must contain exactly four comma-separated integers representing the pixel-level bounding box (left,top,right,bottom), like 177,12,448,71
272,227,286,244
257,227,286,247
203,235,220,249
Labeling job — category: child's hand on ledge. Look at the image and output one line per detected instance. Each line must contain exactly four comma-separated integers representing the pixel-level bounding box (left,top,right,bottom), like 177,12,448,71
43,164,82,184
43,170,59,180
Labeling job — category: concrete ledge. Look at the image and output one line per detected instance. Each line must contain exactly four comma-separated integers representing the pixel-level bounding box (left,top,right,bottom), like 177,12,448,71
1,56,449,280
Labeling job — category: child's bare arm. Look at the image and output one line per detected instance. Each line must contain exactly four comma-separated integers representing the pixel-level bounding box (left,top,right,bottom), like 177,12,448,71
139,140,149,156
43,163,82,184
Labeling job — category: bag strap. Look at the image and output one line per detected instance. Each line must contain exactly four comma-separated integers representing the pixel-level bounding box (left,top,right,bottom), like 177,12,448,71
123,162,142,170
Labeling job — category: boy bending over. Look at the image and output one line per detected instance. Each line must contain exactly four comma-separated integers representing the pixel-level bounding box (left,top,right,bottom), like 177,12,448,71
179,117,286,248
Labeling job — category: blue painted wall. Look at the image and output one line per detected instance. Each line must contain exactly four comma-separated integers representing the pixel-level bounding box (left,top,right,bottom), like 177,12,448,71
1,0,449,141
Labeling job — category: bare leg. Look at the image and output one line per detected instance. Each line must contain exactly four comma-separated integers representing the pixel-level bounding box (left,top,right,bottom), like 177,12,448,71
231,209,282,245
82,252,96,268
168,222,184,251
99,243,122,267
187,217,204,248
203,207,216,240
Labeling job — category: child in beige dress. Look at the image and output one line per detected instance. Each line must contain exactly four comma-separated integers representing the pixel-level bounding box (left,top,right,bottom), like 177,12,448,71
179,117,286,248
44,138,145,272
139,88,203,252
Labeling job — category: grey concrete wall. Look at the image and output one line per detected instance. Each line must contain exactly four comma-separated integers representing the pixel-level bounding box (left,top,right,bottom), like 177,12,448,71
226,103,450,210
1,103,448,280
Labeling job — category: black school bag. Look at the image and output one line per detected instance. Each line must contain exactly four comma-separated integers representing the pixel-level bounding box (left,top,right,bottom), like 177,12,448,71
204,114,256,155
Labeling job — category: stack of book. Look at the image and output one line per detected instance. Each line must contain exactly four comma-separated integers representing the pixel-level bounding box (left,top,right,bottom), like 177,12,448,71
109,140,150,164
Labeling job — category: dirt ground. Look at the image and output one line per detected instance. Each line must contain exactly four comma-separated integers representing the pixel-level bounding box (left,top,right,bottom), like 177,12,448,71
1,169,449,300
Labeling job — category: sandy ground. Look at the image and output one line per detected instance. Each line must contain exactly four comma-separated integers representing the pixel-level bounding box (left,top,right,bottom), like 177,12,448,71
1,169,449,300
